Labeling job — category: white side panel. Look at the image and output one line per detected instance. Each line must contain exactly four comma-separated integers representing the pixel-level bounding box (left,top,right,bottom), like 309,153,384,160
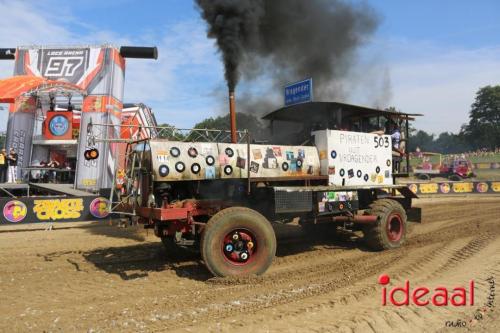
313,130,393,186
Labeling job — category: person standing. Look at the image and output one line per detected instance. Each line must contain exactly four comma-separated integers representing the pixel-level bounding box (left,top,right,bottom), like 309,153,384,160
0,149,7,183
7,148,18,183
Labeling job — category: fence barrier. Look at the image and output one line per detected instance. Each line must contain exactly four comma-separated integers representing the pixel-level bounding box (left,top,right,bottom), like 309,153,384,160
1,196,110,225
404,180,500,195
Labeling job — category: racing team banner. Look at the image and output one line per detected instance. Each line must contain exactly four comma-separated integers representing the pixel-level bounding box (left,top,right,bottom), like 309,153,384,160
0,196,111,225
406,181,500,195
7,45,125,191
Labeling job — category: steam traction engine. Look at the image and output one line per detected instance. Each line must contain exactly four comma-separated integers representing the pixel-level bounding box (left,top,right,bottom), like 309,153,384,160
117,103,420,277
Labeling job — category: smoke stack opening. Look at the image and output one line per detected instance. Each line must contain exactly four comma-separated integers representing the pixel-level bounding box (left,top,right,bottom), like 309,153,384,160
229,90,237,143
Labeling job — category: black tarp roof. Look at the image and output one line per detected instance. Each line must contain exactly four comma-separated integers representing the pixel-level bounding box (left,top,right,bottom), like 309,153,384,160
262,101,422,122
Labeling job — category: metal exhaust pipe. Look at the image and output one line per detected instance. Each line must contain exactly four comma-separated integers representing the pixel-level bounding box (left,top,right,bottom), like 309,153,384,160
119,46,158,59
229,91,237,143
0,48,15,60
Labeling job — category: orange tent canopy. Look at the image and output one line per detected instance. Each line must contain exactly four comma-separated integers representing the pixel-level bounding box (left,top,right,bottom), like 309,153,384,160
0,75,86,103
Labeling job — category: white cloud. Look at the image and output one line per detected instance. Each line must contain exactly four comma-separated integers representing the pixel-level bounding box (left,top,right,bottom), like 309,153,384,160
380,39,500,134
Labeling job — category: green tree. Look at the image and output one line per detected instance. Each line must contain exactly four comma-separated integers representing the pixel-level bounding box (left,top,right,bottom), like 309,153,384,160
156,122,186,140
192,113,269,142
434,132,470,154
408,130,434,152
462,85,500,149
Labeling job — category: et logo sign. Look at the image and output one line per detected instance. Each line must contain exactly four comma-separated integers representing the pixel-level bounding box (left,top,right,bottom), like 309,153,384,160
49,115,69,136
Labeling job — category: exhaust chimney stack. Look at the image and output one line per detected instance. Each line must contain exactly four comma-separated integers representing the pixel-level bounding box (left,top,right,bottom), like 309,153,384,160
229,91,237,143
0,48,16,60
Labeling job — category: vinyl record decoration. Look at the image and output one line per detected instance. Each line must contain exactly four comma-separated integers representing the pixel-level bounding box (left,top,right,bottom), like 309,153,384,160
191,163,201,174
188,147,198,158
175,161,185,173
375,166,381,173
339,169,345,177
282,161,289,171
296,159,303,168
386,159,392,167
206,155,215,166
225,147,234,157
364,174,369,181
224,165,233,175
357,170,362,178
159,164,169,177
331,150,337,159
170,147,180,157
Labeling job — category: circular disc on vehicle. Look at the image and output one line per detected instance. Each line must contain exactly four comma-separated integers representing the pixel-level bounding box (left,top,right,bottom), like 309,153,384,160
188,147,198,158
376,166,381,173
224,165,233,175
206,155,215,166
170,147,180,157
357,170,362,178
331,150,337,159
175,161,185,172
339,169,345,177
191,163,201,174
159,164,169,177
296,159,303,168
282,162,289,171
225,147,234,157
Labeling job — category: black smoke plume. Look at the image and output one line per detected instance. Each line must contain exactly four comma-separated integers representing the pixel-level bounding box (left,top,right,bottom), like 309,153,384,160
196,0,379,101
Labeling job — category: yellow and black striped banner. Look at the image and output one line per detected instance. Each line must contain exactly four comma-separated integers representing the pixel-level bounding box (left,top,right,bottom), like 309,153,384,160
405,181,500,195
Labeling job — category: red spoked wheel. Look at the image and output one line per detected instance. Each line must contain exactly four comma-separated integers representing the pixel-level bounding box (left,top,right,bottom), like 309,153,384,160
201,207,276,277
363,199,407,250
222,229,257,265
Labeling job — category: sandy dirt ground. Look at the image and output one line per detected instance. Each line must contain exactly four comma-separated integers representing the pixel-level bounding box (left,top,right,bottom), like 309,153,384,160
0,197,499,332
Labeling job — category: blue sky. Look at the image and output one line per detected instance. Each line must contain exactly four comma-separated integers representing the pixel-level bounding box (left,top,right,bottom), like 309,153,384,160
0,0,499,134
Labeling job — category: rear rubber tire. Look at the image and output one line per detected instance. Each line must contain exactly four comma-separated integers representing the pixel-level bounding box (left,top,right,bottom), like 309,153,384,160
417,173,430,180
363,199,407,251
201,207,276,277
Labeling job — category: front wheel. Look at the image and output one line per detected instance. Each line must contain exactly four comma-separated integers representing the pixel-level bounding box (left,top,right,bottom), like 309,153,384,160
200,207,276,277
363,199,408,251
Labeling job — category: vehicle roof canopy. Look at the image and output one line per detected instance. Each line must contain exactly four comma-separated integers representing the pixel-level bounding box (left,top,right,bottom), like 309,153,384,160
262,101,421,124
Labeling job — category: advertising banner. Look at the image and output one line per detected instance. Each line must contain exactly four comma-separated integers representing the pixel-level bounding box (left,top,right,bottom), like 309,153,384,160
407,181,500,195
0,196,111,225
8,45,126,190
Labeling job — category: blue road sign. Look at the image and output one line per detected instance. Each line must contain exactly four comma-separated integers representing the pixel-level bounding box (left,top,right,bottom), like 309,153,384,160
284,78,313,106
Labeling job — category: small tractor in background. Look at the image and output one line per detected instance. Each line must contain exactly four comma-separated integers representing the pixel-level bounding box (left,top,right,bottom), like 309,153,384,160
413,152,475,181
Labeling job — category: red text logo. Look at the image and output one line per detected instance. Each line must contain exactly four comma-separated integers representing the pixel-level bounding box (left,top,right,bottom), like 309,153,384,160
379,274,474,306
